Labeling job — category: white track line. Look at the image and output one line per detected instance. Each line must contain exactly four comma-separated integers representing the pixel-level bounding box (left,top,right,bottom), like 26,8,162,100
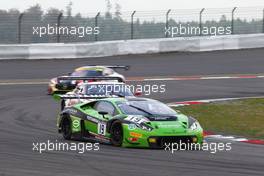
0,82,48,85
1,74,264,86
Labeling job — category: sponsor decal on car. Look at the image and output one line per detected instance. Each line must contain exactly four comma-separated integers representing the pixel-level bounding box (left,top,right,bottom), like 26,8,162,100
128,124,137,130
98,123,107,135
129,132,142,138
125,115,149,125
72,120,80,129
157,124,181,128
86,115,100,123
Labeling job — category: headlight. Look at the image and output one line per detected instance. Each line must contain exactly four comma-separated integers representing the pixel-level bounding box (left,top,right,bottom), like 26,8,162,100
190,122,198,130
188,116,199,130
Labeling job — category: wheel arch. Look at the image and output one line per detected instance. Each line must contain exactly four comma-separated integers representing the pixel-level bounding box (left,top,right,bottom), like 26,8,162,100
59,112,71,129
107,118,123,133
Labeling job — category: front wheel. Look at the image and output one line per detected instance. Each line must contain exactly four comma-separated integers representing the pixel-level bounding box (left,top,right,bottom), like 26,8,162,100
110,121,123,147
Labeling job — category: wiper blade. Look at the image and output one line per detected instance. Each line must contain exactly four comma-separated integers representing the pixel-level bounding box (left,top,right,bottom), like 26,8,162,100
151,114,177,117
128,105,153,116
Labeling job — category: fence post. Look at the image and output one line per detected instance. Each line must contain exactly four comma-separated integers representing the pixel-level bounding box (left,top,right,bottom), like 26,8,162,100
57,13,63,43
231,7,237,34
199,8,205,36
95,12,100,41
131,11,136,39
18,13,24,44
165,9,171,38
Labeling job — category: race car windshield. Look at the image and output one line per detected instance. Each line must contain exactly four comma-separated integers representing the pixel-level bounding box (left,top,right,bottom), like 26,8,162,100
71,70,103,77
118,100,176,116
86,84,134,96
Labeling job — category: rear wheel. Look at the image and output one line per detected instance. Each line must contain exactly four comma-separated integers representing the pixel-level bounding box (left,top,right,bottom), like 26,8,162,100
110,121,123,146
61,118,72,140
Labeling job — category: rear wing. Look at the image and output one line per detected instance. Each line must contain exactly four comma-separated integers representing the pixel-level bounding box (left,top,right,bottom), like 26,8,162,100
105,65,130,70
85,65,130,70
57,76,124,82
53,94,119,101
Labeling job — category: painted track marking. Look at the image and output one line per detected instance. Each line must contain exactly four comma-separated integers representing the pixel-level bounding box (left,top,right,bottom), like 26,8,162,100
1,73,264,86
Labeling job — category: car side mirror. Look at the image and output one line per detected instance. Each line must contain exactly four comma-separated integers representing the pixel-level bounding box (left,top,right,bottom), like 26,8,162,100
99,111,108,119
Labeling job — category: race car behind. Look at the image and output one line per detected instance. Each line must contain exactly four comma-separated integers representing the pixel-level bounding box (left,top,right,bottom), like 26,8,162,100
48,65,129,94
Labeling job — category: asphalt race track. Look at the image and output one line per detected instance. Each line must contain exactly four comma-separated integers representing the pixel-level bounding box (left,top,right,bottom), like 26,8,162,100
0,48,264,176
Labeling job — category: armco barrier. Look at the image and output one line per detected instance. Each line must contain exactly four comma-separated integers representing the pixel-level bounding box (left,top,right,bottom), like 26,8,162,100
199,35,240,51
0,44,29,59
29,43,76,59
0,34,264,59
75,41,119,58
159,37,200,52
238,34,264,49
117,39,160,55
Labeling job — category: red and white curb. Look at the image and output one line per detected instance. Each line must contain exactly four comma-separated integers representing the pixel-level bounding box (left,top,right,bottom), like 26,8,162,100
167,96,264,107
203,132,264,145
168,97,264,145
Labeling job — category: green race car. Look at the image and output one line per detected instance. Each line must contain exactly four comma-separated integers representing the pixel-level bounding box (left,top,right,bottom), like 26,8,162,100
56,97,203,148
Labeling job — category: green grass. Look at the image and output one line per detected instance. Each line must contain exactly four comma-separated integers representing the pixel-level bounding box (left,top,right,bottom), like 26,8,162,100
174,98,264,139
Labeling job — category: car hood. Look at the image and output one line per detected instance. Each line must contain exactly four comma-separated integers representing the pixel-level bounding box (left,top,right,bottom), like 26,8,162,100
122,113,189,133
148,120,188,134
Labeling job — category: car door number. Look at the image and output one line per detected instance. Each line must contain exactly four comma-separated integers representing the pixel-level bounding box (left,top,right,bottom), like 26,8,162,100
98,123,106,135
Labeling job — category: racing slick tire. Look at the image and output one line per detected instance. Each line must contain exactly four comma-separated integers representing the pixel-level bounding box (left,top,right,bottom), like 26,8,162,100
110,121,123,147
61,117,72,140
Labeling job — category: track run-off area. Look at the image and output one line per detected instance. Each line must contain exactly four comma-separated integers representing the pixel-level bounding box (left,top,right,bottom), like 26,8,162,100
0,48,264,176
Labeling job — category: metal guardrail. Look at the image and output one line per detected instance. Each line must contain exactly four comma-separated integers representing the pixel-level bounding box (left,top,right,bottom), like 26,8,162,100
0,7,263,44
1,33,264,60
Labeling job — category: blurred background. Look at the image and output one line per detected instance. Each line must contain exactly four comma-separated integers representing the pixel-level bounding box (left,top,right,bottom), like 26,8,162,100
0,1,263,43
